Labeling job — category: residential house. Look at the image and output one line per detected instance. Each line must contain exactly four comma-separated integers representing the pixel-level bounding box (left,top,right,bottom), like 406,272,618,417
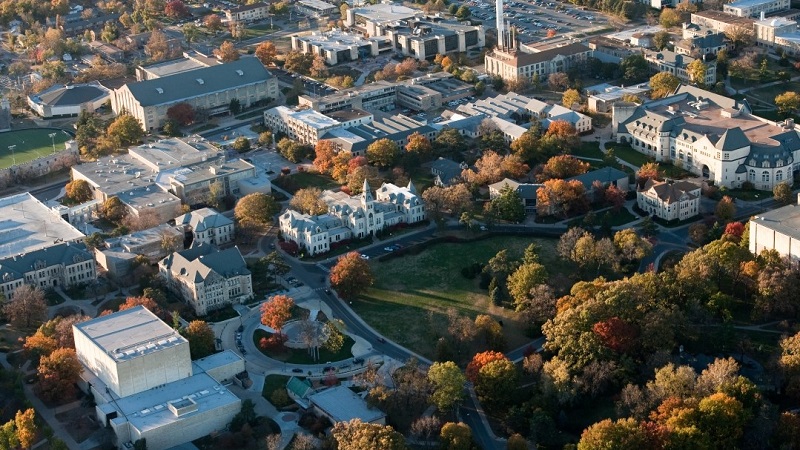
225,2,270,23
674,33,727,57
642,49,717,85
488,178,541,212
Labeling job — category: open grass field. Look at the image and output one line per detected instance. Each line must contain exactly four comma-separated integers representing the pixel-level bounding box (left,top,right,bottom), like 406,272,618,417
572,141,605,160
606,142,652,168
0,128,72,169
353,235,566,360
745,81,800,103
272,171,339,194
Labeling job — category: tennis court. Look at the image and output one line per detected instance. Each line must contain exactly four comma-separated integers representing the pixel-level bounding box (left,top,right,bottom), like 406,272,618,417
0,128,73,169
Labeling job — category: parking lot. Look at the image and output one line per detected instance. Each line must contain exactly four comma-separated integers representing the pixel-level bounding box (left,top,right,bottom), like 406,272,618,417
270,67,339,97
467,0,608,39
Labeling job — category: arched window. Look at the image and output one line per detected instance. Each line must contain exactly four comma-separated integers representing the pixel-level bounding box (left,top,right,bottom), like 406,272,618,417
749,170,756,181
762,171,770,182
777,171,784,182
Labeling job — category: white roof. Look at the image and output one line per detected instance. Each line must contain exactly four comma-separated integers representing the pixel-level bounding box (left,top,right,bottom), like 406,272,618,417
309,385,385,423
0,192,85,259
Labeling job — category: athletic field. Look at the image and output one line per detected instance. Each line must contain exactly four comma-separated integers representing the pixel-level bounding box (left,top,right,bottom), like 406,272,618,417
0,128,73,169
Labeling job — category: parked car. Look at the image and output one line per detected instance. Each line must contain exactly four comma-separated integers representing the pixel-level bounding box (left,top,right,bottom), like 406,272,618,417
384,247,394,252
360,254,370,260
292,368,303,373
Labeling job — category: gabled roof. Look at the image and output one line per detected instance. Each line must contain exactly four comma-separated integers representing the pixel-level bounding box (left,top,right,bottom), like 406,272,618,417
123,57,273,107
429,157,463,185
568,167,628,190
286,377,313,399
161,245,249,283
642,179,700,204
175,208,233,233
0,242,92,282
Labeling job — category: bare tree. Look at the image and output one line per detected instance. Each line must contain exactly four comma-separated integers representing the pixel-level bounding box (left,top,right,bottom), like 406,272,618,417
3,285,48,328
290,433,318,450
410,416,442,448
265,434,282,450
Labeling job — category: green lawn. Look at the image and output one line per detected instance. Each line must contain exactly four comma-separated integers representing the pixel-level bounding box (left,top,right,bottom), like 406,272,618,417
660,163,693,179
243,23,280,39
745,81,800,102
262,374,293,407
272,171,339,194
253,329,356,363
572,141,605,160
353,236,565,359
723,188,766,202
0,129,72,169
606,142,652,168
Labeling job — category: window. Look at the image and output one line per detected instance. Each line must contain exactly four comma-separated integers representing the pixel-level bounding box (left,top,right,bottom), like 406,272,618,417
762,171,770,182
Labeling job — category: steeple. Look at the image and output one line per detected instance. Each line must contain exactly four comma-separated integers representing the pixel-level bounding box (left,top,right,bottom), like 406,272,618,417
407,179,417,195
361,179,373,205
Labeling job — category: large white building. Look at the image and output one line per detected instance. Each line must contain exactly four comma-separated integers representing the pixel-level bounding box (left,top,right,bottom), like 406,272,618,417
279,181,425,255
263,107,373,145
642,50,717,85
175,208,234,247
612,85,800,191
159,245,253,315
724,0,790,17
27,82,111,118
749,194,800,259
111,57,279,131
74,306,242,450
637,179,701,221
292,30,392,65
0,192,86,259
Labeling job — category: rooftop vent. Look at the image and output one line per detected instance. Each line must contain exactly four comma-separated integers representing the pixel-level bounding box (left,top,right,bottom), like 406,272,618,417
156,87,163,94
196,78,204,85
236,69,244,76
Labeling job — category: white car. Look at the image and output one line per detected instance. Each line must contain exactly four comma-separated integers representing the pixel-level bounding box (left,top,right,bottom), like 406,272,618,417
360,254,370,260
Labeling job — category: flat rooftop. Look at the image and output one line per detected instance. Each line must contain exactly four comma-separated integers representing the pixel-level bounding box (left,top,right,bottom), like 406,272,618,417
351,3,419,22
292,109,342,129
586,82,650,101
192,350,243,374
129,138,221,172
752,203,800,239
296,30,373,49
74,306,187,362
309,385,385,423
139,58,212,79
112,372,239,434
727,0,779,9
297,0,337,10
0,193,85,259
692,10,755,26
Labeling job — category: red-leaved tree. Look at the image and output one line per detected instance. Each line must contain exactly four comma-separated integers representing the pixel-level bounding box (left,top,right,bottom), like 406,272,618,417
465,351,507,383
260,295,294,335
592,317,639,353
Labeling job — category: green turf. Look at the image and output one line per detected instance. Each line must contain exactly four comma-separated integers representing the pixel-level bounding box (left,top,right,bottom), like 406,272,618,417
0,129,72,169
353,236,564,359
606,142,653,168
572,141,605,160
272,172,339,194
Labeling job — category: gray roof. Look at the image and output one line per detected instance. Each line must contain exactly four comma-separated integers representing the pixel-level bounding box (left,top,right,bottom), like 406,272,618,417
123,57,273,107
714,127,750,151
429,158,463,185
161,245,249,283
568,167,629,190
642,179,700,203
33,83,109,107
0,242,91,282
176,208,233,233
677,33,725,51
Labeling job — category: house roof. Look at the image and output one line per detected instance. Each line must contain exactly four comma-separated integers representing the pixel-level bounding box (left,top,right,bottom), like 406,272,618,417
429,157,463,185
123,57,273,107
567,167,628,190
0,242,92,282
308,385,385,423
160,245,249,282
286,377,313,398
175,208,233,233
642,179,700,204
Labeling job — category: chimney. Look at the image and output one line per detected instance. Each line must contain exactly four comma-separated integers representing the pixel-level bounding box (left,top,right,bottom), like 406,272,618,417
760,11,765,20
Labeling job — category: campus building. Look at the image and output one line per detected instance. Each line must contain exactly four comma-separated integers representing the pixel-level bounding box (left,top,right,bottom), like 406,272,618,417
298,81,398,113
344,4,485,60
586,82,651,113
279,181,425,255
724,0,790,17
754,15,798,47
175,208,235,247
322,113,437,156
674,33,727,57
27,82,111,118
225,2,270,22
749,194,800,259
296,0,338,16
0,242,96,300
111,57,279,131
0,192,86,259
291,30,393,65
263,107,373,145
159,245,253,315
690,10,755,33
612,84,800,190
641,49,717,85
637,179,702,221
74,306,242,450
484,43,592,83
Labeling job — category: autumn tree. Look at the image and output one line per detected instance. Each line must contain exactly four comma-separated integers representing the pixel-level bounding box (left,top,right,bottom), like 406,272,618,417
214,40,239,62
330,252,374,300
715,195,736,222
725,25,754,51
255,41,278,66
687,59,708,85
548,71,570,91
405,131,433,161
613,228,653,263
636,162,662,188
289,188,328,215
277,138,312,163
313,139,337,173
440,422,473,450
261,295,294,335
346,165,382,194
428,361,466,411
38,348,82,402
165,0,189,18
461,151,529,186
204,14,222,31
166,102,195,126
119,296,163,317
234,193,280,225
64,179,93,203
465,350,506,383
367,138,400,168
653,30,671,50
650,71,681,99
660,7,680,27
145,30,174,62
774,181,794,205
562,88,581,108
421,184,473,221
536,179,588,218
24,315,88,358
434,128,466,157
3,285,48,329
776,91,800,116
578,418,649,450
323,319,346,353
14,409,36,450
475,357,518,407
331,419,406,450
507,262,548,307
182,320,215,360
107,114,144,147
540,155,590,181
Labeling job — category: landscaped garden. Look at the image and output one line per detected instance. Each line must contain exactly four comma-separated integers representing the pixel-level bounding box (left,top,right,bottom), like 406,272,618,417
252,329,356,364
352,234,566,359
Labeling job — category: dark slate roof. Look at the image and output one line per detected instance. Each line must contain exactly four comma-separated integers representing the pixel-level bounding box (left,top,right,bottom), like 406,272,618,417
35,84,108,107
0,242,91,281
714,127,750,151
161,244,250,281
123,57,273,107
568,167,629,190
642,179,700,204
429,157,463,185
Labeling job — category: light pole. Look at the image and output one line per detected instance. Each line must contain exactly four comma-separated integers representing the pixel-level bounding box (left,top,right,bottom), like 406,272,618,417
48,132,57,154
8,145,16,166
